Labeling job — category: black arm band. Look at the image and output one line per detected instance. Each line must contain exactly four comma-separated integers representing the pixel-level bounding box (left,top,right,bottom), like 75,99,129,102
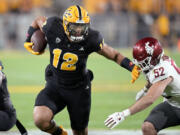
120,57,135,72
25,26,39,42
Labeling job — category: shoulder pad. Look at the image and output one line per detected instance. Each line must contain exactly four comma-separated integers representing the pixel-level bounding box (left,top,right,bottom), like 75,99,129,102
87,28,103,52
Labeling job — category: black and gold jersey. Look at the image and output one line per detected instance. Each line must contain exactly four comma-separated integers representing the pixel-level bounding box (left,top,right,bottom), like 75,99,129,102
42,16,103,85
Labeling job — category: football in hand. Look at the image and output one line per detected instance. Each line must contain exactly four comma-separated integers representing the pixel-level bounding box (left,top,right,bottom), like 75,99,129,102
31,30,47,52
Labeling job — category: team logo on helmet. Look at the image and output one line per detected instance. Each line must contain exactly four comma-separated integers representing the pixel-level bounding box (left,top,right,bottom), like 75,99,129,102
63,11,72,18
145,42,154,55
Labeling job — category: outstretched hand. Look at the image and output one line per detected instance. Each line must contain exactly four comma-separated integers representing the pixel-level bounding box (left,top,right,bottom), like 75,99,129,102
104,112,125,129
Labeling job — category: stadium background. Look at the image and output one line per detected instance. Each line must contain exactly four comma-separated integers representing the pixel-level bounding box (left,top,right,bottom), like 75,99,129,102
0,0,180,134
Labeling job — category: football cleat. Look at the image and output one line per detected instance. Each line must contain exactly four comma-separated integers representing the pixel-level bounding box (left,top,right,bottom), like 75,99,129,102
63,5,90,42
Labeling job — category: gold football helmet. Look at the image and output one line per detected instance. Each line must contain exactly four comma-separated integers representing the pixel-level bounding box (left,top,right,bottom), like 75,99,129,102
63,5,90,42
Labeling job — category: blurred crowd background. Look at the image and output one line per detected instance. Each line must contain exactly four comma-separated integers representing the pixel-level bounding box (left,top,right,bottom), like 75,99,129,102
1,0,180,51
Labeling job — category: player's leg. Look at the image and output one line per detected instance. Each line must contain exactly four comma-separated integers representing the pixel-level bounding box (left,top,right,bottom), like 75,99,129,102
142,122,157,135
0,110,16,131
66,82,91,135
34,85,67,135
72,128,88,135
33,106,54,132
142,101,180,135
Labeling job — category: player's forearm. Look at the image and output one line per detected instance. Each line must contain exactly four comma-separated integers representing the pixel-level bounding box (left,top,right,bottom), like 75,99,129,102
108,53,134,72
129,95,154,115
25,16,46,42
31,16,46,30
31,19,39,29
120,57,135,72
129,86,161,115
99,44,134,71
112,51,125,65
98,44,124,63
107,51,135,72
129,78,172,115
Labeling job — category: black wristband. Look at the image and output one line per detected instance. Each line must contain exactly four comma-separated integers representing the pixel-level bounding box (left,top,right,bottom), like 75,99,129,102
120,57,134,72
25,26,39,42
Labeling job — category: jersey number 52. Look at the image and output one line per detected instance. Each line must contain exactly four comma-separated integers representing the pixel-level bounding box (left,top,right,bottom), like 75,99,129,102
53,48,78,71
154,67,165,78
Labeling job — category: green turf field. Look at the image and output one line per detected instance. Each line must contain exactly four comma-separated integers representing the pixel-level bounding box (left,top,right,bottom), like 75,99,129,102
0,49,180,131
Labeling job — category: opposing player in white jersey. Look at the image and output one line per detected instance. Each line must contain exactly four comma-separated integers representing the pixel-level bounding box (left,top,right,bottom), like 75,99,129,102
104,37,180,135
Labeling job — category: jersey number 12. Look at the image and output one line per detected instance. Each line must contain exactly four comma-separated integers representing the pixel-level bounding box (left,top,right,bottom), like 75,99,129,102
53,49,78,71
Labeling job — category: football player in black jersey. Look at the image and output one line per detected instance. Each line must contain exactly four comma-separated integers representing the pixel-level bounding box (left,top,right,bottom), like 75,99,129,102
24,5,140,135
0,61,27,135
0,62,16,131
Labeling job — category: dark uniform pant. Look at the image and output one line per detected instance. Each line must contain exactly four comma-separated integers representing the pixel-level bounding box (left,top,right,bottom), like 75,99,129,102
145,101,180,132
0,105,16,131
35,66,92,130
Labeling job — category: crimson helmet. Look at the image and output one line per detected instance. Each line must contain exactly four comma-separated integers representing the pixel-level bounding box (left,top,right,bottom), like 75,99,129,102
133,37,163,72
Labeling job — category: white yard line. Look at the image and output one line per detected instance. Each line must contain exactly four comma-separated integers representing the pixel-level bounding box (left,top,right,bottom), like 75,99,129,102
1,130,180,135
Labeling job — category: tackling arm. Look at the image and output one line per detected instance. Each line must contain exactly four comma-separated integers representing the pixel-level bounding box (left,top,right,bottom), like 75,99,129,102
105,77,173,129
130,76,173,114
98,43,140,83
31,16,47,31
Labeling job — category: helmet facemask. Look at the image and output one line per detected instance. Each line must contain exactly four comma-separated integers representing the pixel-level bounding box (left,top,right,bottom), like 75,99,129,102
133,57,153,73
133,51,164,73
67,22,90,42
